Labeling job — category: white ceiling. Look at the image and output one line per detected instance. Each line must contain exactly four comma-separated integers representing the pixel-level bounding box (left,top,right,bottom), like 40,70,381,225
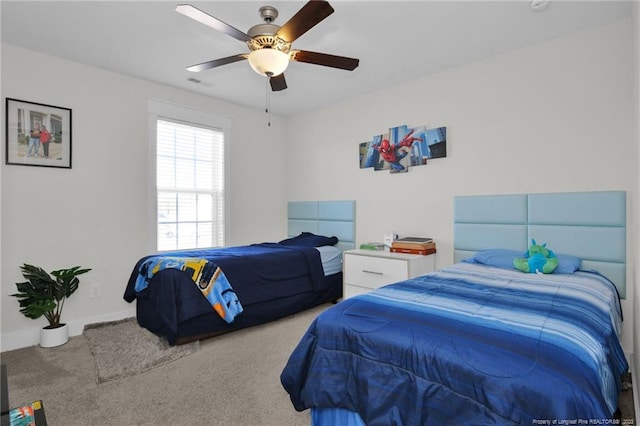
1,1,633,116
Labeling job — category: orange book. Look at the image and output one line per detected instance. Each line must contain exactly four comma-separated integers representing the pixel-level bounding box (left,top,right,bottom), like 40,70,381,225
390,247,436,256
392,241,436,250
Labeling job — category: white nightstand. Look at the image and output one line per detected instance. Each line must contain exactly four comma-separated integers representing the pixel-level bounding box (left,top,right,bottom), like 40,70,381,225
343,249,435,299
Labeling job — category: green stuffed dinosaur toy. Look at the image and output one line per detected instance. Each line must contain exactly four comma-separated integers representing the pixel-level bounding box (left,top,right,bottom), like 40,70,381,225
513,239,558,274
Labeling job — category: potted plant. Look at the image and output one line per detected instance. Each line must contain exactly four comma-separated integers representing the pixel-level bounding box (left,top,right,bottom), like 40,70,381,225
12,263,91,347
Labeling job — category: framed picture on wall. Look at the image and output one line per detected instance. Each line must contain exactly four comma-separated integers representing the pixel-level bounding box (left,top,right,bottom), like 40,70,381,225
5,98,72,169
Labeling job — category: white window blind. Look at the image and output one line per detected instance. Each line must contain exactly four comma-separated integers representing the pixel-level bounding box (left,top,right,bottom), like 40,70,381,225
156,119,224,251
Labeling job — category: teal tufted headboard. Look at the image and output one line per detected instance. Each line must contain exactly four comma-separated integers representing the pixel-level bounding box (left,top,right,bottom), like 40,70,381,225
454,191,627,298
287,200,356,252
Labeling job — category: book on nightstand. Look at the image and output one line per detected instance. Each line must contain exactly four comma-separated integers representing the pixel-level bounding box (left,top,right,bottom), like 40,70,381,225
391,237,435,252
360,242,385,251
390,246,436,255
395,237,433,244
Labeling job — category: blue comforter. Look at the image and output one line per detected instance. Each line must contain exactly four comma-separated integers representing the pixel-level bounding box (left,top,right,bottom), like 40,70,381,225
124,243,327,343
281,263,627,425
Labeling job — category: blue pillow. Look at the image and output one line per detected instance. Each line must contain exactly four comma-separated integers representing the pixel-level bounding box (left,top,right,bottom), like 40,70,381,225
463,248,582,274
278,232,339,248
552,253,583,274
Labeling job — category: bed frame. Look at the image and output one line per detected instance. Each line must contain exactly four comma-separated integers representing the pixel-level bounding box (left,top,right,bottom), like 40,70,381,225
453,190,627,298
287,200,356,252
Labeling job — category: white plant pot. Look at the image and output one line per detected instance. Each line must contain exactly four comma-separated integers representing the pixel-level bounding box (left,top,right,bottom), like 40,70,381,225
40,323,69,348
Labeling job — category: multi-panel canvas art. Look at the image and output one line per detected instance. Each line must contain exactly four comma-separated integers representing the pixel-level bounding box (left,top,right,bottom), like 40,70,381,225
359,125,446,173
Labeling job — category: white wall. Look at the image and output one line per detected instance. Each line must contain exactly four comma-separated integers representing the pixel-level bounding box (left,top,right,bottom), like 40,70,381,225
632,1,640,382
285,18,637,352
0,44,289,351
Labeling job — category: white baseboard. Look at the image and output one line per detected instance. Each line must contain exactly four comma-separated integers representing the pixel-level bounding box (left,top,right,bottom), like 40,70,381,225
0,308,135,352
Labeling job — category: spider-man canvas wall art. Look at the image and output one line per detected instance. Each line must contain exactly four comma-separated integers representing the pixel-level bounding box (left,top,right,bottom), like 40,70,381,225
359,125,446,173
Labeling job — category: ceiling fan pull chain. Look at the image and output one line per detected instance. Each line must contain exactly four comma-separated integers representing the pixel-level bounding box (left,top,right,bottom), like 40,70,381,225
266,73,272,127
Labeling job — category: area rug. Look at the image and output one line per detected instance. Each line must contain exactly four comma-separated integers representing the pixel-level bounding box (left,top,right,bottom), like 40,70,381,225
83,317,199,383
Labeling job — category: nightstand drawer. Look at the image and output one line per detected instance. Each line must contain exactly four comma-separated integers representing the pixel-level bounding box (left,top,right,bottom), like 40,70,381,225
344,284,373,299
345,255,407,288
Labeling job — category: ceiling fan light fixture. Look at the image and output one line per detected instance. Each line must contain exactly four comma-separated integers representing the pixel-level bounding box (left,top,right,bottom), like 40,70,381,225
248,49,289,77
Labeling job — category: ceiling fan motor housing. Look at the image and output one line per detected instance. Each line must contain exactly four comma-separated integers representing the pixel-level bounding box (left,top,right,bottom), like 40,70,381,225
247,6,290,53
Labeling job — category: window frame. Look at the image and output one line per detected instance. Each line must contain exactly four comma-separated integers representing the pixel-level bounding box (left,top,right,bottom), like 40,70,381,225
147,99,231,253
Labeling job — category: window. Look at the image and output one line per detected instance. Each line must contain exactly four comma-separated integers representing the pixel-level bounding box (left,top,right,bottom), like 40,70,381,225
148,100,230,252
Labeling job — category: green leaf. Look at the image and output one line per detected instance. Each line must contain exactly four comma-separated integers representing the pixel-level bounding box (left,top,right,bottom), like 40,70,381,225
20,299,57,320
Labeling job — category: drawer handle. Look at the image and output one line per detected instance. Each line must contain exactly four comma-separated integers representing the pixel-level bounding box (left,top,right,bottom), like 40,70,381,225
362,269,383,275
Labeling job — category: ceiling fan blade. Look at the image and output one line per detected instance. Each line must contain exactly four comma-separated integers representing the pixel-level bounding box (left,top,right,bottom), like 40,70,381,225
175,4,252,43
275,1,334,43
270,74,287,91
290,50,359,71
186,54,248,72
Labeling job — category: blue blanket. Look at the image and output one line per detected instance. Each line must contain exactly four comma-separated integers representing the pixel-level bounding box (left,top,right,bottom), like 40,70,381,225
123,243,328,344
134,256,243,323
281,263,627,425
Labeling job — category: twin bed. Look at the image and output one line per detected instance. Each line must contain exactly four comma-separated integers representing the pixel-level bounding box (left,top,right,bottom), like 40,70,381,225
281,190,629,425
123,200,355,345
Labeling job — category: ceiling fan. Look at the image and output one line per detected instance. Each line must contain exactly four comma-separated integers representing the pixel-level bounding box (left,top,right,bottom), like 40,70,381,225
175,1,360,92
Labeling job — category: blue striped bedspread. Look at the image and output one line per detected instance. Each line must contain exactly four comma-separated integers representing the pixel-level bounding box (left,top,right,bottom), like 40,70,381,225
281,262,628,425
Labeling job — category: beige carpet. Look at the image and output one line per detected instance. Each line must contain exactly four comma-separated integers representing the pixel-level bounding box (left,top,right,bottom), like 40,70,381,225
1,304,323,426
83,318,199,383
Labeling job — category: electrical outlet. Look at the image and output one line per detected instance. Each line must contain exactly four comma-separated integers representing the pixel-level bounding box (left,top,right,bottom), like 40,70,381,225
90,283,101,299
